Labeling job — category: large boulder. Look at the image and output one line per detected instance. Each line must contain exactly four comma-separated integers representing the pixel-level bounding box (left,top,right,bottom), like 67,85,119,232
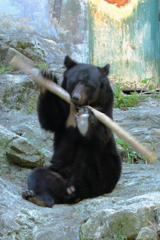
0,125,46,169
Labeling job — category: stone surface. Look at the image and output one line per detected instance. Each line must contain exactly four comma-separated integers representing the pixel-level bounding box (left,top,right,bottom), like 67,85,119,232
114,97,160,161
81,202,156,239
0,1,89,63
0,73,56,158
0,164,160,240
0,125,45,168
135,227,158,240
6,136,44,168
0,33,65,68
0,73,39,112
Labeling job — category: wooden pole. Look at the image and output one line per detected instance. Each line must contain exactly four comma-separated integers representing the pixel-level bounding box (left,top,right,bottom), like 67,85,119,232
10,55,156,163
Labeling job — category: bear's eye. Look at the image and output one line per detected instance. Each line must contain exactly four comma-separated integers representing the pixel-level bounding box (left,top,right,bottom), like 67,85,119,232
86,84,92,88
67,82,76,90
78,79,83,83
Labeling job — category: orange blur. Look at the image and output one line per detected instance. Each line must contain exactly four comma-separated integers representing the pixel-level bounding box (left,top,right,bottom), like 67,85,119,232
104,0,129,7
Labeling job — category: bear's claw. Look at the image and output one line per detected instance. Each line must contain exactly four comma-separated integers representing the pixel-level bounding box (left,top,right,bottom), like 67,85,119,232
22,189,35,199
22,189,46,207
67,185,75,195
76,107,91,119
41,70,55,82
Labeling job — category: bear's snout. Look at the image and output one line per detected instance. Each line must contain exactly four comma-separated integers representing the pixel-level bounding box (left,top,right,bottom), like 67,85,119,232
71,84,87,106
72,92,81,103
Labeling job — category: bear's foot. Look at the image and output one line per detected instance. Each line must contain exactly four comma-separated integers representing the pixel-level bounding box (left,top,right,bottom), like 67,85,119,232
22,189,47,207
76,107,95,136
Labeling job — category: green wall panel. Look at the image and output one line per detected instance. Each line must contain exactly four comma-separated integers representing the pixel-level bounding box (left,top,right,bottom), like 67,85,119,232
88,0,160,88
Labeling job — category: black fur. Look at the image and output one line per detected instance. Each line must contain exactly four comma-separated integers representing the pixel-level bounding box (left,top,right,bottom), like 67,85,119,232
22,56,122,207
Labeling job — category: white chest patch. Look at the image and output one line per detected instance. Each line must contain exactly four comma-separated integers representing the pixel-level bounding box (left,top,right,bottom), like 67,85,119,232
76,113,89,136
66,105,77,128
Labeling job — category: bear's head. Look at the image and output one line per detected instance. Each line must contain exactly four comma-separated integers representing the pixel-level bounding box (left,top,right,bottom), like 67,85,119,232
63,56,111,107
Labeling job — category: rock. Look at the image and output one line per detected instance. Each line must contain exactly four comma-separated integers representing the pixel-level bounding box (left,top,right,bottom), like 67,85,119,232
0,125,16,166
0,74,39,112
0,163,160,240
0,73,53,156
6,136,44,168
81,202,156,239
0,125,45,168
0,33,66,84
0,33,65,68
135,227,158,240
9,123,53,158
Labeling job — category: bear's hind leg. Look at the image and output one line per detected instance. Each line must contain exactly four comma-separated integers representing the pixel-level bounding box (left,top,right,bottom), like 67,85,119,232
22,167,68,207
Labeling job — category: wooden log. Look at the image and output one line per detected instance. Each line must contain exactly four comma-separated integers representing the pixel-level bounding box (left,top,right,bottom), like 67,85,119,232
10,55,156,163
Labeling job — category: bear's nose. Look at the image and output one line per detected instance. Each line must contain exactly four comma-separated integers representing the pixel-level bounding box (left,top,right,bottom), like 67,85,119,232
72,93,81,103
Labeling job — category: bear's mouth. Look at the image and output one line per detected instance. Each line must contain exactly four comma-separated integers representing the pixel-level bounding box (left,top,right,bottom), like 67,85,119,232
71,100,87,108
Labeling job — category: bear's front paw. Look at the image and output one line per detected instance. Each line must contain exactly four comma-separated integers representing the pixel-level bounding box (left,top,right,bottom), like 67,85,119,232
76,107,95,136
39,70,57,93
40,70,55,82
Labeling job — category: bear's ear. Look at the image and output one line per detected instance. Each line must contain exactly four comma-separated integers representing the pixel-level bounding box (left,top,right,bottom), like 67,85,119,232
64,56,78,69
99,64,110,76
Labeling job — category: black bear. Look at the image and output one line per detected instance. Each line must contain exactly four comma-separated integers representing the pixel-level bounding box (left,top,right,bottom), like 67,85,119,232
22,56,122,207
